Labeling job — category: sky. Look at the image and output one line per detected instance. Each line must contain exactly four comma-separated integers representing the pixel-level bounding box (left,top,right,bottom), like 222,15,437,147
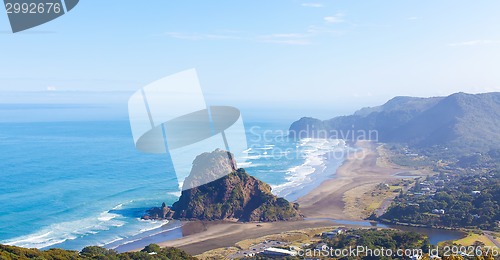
1,0,500,122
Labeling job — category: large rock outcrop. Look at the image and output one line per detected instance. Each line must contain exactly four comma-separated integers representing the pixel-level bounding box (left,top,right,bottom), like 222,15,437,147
170,150,302,222
142,202,174,220
172,168,301,221
182,149,237,191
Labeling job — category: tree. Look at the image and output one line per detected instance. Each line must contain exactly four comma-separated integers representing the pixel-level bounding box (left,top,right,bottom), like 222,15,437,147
80,246,117,258
141,244,160,253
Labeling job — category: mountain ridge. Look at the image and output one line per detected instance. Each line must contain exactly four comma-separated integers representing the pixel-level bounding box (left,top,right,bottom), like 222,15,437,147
289,92,500,154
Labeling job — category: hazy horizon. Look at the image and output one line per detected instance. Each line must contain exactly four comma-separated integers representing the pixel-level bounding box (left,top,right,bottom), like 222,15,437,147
0,89,497,123
2,1,500,121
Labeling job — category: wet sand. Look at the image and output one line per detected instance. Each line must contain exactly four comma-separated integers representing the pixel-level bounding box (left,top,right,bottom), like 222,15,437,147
132,141,413,254
156,219,333,255
296,140,408,220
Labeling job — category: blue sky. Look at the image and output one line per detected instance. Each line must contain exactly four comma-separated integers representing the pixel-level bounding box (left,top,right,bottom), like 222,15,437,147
1,0,500,121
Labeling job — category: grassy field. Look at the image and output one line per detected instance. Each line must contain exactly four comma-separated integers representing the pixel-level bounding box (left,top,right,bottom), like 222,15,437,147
453,233,496,247
195,247,239,260
195,227,332,259
493,232,500,245
235,227,330,249
343,180,407,219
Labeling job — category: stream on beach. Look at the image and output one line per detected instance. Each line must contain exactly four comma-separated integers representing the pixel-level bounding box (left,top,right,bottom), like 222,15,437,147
327,219,465,245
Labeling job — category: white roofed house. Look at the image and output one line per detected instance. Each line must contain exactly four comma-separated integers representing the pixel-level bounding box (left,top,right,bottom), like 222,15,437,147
321,228,345,238
262,247,297,257
315,243,329,251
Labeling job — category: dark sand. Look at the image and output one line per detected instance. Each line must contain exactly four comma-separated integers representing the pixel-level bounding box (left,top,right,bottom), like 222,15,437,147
132,141,414,254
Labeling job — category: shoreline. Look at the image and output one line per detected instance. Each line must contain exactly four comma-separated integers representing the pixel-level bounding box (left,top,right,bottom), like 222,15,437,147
155,219,334,255
296,140,412,220
123,139,349,253
272,139,347,202
108,220,184,253
126,140,420,254
276,151,346,202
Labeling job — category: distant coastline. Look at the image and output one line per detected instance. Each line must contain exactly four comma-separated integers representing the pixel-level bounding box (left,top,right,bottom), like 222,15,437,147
124,140,433,254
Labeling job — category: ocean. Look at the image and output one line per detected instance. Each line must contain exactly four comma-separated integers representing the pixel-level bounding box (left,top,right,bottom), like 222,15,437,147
0,120,346,251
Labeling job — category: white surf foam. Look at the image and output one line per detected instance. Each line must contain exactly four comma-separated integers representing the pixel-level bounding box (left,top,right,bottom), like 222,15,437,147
241,154,261,160
136,219,169,233
254,146,273,150
167,191,182,197
98,211,120,222
271,138,345,198
2,204,127,249
237,161,253,168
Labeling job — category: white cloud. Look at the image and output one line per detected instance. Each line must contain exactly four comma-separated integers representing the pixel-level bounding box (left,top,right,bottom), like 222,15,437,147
324,13,345,24
166,31,313,45
256,24,345,45
306,25,343,35
449,40,500,47
257,33,312,45
301,3,323,8
47,86,57,91
165,18,346,46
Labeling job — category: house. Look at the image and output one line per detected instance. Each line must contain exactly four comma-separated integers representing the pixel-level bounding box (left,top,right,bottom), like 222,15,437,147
410,254,422,260
262,247,297,257
315,243,329,251
471,191,481,195
322,231,336,239
432,209,445,214
322,228,345,238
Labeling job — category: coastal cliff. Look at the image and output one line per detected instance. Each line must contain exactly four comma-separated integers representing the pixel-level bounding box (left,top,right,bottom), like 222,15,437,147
144,150,302,222
172,168,301,222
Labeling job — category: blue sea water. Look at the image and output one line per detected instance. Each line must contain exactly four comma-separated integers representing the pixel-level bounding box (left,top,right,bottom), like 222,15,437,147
0,120,344,251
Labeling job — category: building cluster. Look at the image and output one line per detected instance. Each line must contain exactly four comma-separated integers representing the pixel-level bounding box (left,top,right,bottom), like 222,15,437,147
228,228,351,259
228,240,295,259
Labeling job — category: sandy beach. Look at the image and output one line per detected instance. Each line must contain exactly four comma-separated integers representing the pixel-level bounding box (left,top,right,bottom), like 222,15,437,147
157,219,333,255
133,140,423,254
297,140,412,220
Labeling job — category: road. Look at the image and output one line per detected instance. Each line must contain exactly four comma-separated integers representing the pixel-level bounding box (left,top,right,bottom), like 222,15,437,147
484,232,500,248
